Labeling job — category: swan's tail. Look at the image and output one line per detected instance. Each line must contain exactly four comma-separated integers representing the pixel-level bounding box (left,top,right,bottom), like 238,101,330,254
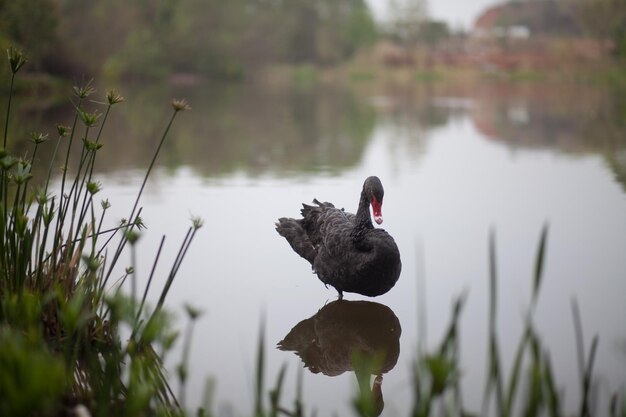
301,198,335,216
275,218,316,264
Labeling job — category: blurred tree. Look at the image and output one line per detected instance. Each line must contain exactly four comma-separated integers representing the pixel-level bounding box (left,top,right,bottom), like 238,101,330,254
0,0,58,70
52,0,149,76
289,0,320,63
2,0,378,80
416,20,450,47
570,0,626,58
388,0,428,46
284,0,377,65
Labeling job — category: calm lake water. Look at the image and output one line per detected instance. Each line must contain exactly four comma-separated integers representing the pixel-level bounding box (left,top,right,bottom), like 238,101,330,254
12,78,626,415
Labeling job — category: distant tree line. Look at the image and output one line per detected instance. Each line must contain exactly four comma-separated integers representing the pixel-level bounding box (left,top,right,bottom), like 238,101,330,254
1,0,624,83
0,0,377,80
568,0,626,57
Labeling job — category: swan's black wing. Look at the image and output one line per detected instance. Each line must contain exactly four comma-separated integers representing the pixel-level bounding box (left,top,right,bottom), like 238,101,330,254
275,217,317,264
276,199,355,265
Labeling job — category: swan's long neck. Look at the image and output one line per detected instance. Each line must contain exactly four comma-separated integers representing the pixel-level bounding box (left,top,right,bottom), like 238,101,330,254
355,189,373,230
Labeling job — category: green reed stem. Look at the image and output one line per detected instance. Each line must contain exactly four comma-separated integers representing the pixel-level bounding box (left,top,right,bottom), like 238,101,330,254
20,144,39,210
269,364,288,417
178,311,200,409
3,73,15,149
44,134,64,195
52,100,82,272
572,298,599,417
130,110,177,222
152,226,194,314
86,103,111,181
68,124,91,210
133,235,165,331
532,224,549,306
74,104,111,236
255,319,266,417
103,108,179,288
503,226,550,416
483,230,504,416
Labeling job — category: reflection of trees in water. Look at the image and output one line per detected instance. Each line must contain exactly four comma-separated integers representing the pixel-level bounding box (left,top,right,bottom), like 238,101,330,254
467,82,626,189
364,83,462,167
151,83,378,176
604,148,626,194
597,90,626,193
6,80,626,187
7,82,378,179
378,84,460,132
278,300,401,417
6,81,462,180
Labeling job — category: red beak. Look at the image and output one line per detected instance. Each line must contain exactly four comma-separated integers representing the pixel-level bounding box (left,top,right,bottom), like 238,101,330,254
371,196,383,225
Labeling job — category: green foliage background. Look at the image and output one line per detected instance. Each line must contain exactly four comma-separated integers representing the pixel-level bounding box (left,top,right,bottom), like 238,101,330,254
0,0,378,81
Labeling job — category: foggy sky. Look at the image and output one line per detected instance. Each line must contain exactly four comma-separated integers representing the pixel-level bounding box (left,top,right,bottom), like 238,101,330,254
365,0,498,30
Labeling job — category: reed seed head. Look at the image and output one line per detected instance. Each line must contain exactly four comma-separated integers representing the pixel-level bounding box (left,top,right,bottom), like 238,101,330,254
78,108,101,127
56,124,71,137
29,132,49,144
171,98,191,112
83,138,103,151
191,216,204,230
124,230,140,245
86,181,102,195
35,188,50,205
7,47,27,74
184,304,202,320
1,155,17,171
106,89,124,105
134,216,146,230
83,255,103,272
73,80,95,99
13,161,32,185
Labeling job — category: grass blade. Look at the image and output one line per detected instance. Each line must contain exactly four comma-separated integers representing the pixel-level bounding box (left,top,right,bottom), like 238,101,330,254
504,327,530,416
532,224,549,305
255,317,266,417
269,364,288,417
572,298,586,385
581,336,599,417
543,352,562,417
572,297,600,417
483,229,504,416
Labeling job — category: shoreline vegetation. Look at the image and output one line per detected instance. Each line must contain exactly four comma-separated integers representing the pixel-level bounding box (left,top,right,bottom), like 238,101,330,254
2,45,625,416
5,46,626,113
2,0,626,97
1,47,201,417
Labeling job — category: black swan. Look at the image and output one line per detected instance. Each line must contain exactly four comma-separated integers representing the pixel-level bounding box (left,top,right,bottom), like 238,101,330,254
275,176,401,298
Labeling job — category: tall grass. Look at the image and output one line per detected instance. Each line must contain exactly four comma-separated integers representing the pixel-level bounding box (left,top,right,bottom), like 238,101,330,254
399,226,622,417
0,47,199,417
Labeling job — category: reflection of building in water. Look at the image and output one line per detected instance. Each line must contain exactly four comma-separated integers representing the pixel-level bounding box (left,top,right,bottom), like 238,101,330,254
468,0,603,71
278,300,401,417
606,149,626,194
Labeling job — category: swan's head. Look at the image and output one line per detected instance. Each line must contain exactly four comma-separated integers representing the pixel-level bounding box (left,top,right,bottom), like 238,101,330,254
364,176,384,225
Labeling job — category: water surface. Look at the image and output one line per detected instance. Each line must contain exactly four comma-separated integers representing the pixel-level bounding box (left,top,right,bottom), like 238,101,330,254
17,79,626,415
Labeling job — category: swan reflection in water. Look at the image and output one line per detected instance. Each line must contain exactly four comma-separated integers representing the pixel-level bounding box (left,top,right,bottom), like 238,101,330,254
277,300,401,416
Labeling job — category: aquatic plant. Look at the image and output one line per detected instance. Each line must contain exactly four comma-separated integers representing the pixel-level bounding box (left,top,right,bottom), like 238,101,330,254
0,47,198,416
